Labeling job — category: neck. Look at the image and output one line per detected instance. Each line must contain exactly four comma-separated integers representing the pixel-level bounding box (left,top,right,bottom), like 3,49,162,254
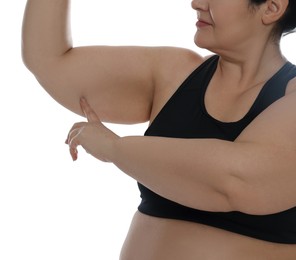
212,41,286,90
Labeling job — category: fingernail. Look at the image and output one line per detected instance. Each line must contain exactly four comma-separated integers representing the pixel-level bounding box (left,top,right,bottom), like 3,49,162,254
71,153,76,161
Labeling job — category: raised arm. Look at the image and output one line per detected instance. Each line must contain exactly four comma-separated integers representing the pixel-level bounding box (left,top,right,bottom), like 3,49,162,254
22,0,200,123
21,0,155,123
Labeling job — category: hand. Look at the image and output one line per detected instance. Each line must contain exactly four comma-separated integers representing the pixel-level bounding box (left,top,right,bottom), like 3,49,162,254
66,98,119,162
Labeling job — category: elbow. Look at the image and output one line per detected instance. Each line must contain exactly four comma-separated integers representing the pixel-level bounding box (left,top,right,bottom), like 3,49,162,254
21,37,40,73
21,42,72,76
22,56,36,76
21,50,53,77
225,179,258,215
21,49,64,83
21,43,35,73
21,47,46,76
226,176,280,216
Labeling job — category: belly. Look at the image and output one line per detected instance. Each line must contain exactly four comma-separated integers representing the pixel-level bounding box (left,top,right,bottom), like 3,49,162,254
120,211,296,260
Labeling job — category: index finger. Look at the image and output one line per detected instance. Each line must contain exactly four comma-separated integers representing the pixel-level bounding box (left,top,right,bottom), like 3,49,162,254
80,97,100,122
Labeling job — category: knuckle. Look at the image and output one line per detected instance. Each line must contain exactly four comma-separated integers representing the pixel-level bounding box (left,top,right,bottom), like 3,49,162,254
72,122,85,128
69,137,79,148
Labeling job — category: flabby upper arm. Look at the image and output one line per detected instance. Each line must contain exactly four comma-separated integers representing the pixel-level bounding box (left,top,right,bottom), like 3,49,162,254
27,45,202,124
236,89,296,148
29,45,159,123
230,90,296,214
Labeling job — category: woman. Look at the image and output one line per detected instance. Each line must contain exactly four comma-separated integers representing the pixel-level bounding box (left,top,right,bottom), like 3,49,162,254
22,0,296,259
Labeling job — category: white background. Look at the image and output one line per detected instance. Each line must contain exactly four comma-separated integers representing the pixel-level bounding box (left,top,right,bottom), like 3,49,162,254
1,1,295,259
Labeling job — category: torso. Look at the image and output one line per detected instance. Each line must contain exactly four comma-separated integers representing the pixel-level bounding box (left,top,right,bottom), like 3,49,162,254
120,54,296,260
120,211,296,260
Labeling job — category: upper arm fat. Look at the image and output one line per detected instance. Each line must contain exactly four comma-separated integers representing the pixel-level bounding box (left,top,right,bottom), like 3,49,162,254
30,46,159,124
230,91,296,215
29,45,203,124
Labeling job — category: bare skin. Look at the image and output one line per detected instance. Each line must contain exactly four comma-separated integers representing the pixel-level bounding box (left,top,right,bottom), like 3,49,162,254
76,63,296,260
22,0,296,259
120,212,296,260
117,68,296,260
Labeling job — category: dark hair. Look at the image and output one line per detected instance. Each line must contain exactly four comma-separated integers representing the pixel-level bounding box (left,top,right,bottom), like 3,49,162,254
249,0,296,36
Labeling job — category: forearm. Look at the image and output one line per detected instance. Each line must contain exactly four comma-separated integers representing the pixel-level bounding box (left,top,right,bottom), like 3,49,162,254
22,0,72,71
69,96,296,215
112,136,237,212
72,99,296,214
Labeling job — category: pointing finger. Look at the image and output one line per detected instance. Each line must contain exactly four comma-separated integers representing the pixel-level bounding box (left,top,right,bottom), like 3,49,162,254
80,97,100,123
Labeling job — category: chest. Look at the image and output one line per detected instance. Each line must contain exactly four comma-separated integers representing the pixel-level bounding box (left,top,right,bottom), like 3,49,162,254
147,57,294,141
204,81,265,123
204,75,296,123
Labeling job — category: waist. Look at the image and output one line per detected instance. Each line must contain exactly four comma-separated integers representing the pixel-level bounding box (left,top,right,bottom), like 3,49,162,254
120,211,296,260
138,183,296,244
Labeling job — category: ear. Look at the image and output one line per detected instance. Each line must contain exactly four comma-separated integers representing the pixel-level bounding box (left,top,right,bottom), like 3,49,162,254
261,0,289,25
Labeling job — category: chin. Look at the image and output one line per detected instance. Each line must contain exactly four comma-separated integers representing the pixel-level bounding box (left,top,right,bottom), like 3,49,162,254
194,34,211,50
194,33,221,54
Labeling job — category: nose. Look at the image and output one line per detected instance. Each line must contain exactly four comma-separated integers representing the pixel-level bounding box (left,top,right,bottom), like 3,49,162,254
191,0,209,11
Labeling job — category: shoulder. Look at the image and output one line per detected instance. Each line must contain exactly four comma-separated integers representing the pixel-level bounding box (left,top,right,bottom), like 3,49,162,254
237,86,296,149
149,47,207,122
285,76,296,95
151,46,205,73
151,46,208,89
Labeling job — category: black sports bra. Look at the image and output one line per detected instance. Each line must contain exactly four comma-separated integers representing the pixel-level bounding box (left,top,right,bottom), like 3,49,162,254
137,55,296,244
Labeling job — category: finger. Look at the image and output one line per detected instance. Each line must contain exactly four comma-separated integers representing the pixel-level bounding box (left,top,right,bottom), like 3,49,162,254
65,122,86,144
68,143,78,161
80,97,100,123
68,128,82,161
70,143,78,161
70,144,78,161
